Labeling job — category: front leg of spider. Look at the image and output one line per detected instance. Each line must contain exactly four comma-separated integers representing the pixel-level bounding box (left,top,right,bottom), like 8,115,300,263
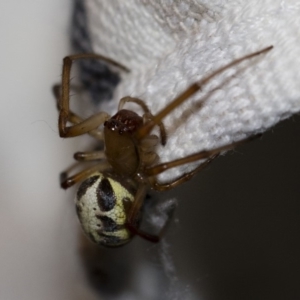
58,56,110,137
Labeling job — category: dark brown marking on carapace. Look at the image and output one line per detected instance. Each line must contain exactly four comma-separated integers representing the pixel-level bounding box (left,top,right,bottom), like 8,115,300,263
97,215,123,232
104,109,143,135
96,178,116,211
77,175,99,200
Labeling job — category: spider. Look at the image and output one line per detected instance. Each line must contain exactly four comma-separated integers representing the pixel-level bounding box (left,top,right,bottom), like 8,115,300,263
54,45,273,247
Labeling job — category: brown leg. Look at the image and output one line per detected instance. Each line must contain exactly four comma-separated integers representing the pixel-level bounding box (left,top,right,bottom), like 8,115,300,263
143,112,167,146
126,184,172,243
118,96,167,145
61,161,110,189
135,46,273,141
58,54,129,137
53,84,104,140
74,151,106,161
146,134,261,177
118,96,151,112
60,161,83,186
150,154,218,191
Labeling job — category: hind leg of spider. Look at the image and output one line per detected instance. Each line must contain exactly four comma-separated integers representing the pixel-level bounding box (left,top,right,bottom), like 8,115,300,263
150,154,218,191
119,96,167,145
125,184,173,242
58,53,129,138
61,161,110,189
146,134,261,177
53,84,105,140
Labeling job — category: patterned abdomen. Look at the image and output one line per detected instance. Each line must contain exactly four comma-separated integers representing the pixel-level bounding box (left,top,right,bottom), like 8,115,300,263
76,172,135,247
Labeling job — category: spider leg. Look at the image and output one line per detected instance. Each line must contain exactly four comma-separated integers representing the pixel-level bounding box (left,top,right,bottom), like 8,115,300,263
126,184,171,242
135,46,273,141
61,161,110,189
60,161,83,185
74,151,106,161
150,154,218,191
60,150,106,187
119,96,167,145
58,53,130,138
118,96,151,111
146,134,261,177
53,84,104,140
143,112,167,146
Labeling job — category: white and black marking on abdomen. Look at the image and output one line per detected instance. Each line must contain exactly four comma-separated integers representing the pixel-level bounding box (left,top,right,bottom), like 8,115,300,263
75,172,135,247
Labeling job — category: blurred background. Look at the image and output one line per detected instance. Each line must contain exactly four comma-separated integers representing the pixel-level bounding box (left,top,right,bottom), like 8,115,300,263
0,1,89,299
0,1,300,300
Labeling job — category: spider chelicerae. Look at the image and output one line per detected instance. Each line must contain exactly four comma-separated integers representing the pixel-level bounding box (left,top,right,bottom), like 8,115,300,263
54,45,272,247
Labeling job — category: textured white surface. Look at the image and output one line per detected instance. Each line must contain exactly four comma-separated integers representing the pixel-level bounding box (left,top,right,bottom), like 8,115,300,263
85,0,300,181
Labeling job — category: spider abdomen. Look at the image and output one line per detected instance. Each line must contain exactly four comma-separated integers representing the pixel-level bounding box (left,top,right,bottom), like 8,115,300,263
76,172,135,247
